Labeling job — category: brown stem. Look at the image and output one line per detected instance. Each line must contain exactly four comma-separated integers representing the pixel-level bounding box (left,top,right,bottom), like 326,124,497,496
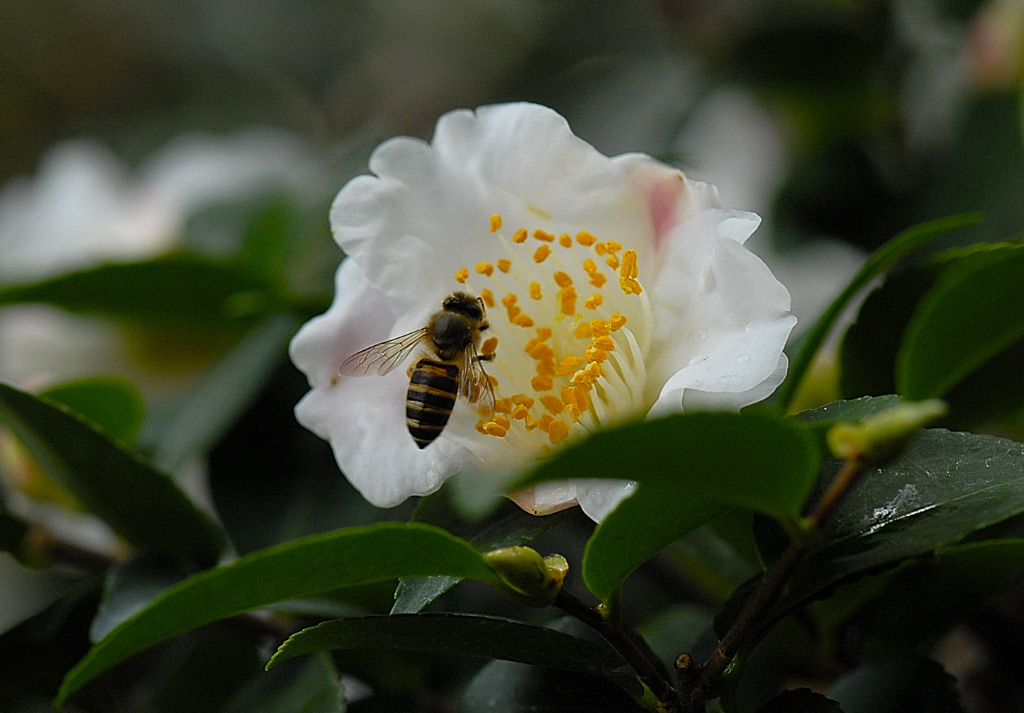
555,588,675,706
682,459,868,710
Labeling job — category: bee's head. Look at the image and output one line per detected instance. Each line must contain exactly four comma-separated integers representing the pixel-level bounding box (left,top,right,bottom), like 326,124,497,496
443,291,485,320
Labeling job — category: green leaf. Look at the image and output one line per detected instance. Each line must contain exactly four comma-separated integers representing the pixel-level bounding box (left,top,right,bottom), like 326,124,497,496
56,523,500,706
582,487,722,602
460,659,648,713
0,383,224,566
141,315,297,473
0,254,280,327
827,655,965,713
40,377,146,447
776,212,983,412
897,244,1024,399
90,554,190,643
795,395,903,427
514,412,820,525
223,654,342,713
267,613,628,677
783,429,1024,618
849,539,1024,658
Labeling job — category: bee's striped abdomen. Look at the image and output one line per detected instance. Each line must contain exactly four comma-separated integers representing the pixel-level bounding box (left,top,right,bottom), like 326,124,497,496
406,359,460,448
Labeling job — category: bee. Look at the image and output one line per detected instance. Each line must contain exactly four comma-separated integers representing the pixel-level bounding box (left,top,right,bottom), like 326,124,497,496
338,291,496,448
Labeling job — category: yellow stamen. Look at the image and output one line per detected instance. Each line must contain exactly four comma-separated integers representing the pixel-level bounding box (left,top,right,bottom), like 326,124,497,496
533,229,556,242
594,336,616,351
619,249,642,295
497,258,512,273
590,273,608,288
481,336,498,354
476,262,494,276
532,375,553,391
559,285,577,316
584,294,603,310
553,271,573,288
603,240,622,254
535,327,552,341
529,282,542,300
548,420,570,444
609,312,627,330
590,319,610,337
574,322,593,339
559,233,573,248
605,254,620,270
455,267,469,283
554,355,585,376
513,314,535,327
533,244,552,263
480,287,495,308
489,214,503,232
576,231,596,246
540,395,564,415
483,421,508,437
512,394,535,408
513,228,529,243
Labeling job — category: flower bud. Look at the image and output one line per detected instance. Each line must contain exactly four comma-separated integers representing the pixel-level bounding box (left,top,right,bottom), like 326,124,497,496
483,546,568,606
827,399,948,464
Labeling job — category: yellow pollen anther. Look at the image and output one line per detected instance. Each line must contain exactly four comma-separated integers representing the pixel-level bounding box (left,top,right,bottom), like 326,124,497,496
585,345,608,363
526,340,553,360
512,394,535,408
553,271,573,288
532,375,554,391
481,336,498,354
494,398,514,414
535,327,553,341
480,287,495,308
584,294,604,309
512,314,535,327
497,258,512,273
529,282,542,300
590,319,610,337
555,355,585,376
476,262,494,276
619,249,642,295
574,322,593,339
605,254,621,270
604,240,622,254
489,214,503,232
540,395,565,415
559,285,577,316
512,404,530,420
548,420,570,444
561,384,589,412
483,421,508,437
610,313,627,330
533,244,552,263
488,375,499,388
455,267,469,283
594,243,607,256
525,417,540,431
594,335,616,351
538,414,554,432
576,231,596,246
513,228,529,243
533,229,556,242
559,233,573,248
590,273,608,288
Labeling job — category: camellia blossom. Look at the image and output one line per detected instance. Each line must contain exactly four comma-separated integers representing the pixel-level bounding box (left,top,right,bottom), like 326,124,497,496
290,103,796,520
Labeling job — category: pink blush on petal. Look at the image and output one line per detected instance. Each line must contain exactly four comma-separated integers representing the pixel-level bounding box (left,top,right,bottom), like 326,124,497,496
647,173,686,254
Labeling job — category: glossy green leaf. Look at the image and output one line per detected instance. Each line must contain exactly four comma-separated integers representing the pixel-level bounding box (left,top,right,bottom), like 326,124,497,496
56,523,500,706
795,394,903,427
777,212,982,412
782,429,1024,619
827,655,965,713
40,377,146,447
0,254,280,326
582,487,722,602
90,554,190,643
0,383,224,566
268,613,628,677
897,244,1024,399
514,412,821,525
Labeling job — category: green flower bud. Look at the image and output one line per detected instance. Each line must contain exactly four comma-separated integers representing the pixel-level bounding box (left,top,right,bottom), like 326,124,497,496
484,546,568,606
827,399,948,464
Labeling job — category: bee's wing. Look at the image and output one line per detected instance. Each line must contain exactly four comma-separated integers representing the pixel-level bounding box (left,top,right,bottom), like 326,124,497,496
460,348,496,416
338,328,430,377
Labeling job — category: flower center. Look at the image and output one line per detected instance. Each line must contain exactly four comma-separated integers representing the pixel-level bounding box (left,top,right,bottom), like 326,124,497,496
454,214,651,450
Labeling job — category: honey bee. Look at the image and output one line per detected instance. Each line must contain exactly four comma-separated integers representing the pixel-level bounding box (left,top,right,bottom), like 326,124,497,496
339,292,496,448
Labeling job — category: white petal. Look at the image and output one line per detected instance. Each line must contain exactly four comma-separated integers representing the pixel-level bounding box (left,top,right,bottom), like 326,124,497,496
575,480,637,522
508,481,579,516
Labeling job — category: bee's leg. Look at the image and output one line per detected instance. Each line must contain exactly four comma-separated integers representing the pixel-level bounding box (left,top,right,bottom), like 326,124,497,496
477,352,495,362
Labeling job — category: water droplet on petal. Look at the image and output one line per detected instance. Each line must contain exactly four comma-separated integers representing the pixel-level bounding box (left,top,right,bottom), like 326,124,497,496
736,354,750,364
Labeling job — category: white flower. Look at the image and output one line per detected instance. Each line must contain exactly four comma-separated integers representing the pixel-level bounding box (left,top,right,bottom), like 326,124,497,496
290,103,796,520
